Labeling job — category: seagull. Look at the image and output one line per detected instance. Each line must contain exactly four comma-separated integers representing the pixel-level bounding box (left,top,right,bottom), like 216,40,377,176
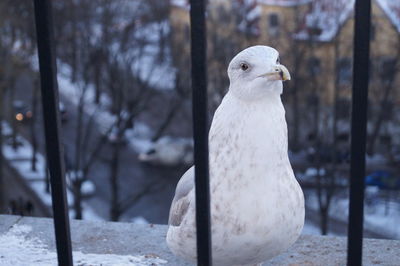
166,45,305,266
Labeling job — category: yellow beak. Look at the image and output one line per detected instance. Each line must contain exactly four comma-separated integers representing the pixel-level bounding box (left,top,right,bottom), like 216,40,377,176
259,64,291,81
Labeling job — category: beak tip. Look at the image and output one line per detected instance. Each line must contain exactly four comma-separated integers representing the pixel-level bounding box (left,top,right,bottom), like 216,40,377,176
279,65,291,81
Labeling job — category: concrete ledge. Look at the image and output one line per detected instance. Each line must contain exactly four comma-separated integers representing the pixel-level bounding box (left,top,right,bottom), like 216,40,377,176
1,215,399,265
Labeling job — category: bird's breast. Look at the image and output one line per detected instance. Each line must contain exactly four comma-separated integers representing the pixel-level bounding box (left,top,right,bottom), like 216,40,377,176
207,95,303,240
209,102,288,173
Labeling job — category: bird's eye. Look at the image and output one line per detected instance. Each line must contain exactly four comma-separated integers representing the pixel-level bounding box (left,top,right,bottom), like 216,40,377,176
276,57,280,64
240,63,249,71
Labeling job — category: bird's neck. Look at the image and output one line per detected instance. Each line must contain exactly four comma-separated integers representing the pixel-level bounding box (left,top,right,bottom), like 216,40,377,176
229,81,283,101
229,87,283,104
209,91,288,160
226,91,284,112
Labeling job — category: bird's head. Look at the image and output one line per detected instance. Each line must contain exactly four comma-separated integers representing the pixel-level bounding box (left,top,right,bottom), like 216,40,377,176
227,45,290,101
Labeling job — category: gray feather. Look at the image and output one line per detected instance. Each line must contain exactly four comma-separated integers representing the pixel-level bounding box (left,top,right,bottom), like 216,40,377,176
168,167,194,226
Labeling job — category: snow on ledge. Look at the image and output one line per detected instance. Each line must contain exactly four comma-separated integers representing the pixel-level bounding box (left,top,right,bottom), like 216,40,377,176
0,224,167,266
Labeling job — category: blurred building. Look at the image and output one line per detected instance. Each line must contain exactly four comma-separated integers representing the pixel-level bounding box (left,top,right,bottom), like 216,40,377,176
169,0,400,106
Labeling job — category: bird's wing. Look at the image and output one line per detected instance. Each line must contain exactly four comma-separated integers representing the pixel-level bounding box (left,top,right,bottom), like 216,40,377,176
168,166,194,226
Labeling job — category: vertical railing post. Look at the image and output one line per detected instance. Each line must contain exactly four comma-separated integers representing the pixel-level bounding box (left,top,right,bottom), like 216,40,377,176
33,1,73,265
347,0,371,265
189,0,212,265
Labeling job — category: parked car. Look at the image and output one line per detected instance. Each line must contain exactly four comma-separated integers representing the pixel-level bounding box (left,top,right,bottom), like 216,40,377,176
307,145,349,164
365,170,400,190
13,100,32,122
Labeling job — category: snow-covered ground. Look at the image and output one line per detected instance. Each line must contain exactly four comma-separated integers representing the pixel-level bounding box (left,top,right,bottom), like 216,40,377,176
306,187,400,239
302,221,326,235
2,121,102,221
0,224,167,266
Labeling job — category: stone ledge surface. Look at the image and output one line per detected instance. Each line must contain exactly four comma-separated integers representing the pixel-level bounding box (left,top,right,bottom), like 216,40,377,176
1,215,399,265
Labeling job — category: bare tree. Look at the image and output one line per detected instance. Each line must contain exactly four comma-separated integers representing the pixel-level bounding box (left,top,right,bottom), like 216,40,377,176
298,2,351,234
0,0,36,209
151,72,188,142
103,59,155,221
30,77,39,171
367,33,400,155
0,59,5,210
84,0,171,221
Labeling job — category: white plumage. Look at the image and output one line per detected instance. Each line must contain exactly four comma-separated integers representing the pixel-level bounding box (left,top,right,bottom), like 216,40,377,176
166,45,304,266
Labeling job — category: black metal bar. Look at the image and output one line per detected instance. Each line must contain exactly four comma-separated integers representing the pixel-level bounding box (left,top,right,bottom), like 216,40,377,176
347,0,371,265
33,1,73,265
189,0,212,265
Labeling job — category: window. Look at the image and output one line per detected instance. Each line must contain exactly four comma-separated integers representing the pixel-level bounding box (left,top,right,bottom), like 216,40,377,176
306,94,319,106
217,5,230,23
269,13,279,27
337,58,352,85
184,24,190,40
268,13,279,36
370,23,375,41
369,59,374,81
382,100,393,120
308,57,321,76
336,98,351,119
380,58,396,82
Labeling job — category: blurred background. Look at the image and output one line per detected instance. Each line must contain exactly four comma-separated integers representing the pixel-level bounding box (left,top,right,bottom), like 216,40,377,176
0,0,399,239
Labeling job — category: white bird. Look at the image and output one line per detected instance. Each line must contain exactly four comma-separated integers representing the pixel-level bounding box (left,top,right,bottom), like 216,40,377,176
166,45,304,266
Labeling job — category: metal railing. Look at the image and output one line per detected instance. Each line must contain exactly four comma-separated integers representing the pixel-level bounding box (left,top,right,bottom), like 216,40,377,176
31,0,371,265
33,0,73,265
189,0,212,265
347,0,371,265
